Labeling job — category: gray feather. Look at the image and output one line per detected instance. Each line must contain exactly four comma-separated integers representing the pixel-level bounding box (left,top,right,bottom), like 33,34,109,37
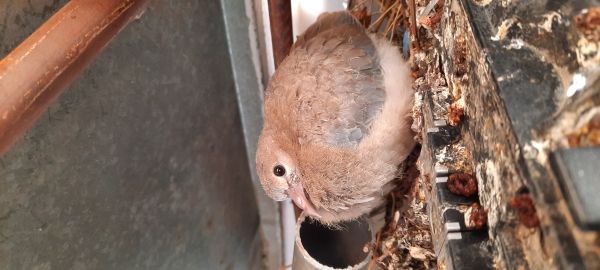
270,11,385,148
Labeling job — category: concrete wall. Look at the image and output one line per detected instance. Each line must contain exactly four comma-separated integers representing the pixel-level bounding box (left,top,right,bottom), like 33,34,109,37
0,1,262,269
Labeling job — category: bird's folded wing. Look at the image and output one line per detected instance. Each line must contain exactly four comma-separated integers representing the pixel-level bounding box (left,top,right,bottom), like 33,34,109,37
266,11,386,148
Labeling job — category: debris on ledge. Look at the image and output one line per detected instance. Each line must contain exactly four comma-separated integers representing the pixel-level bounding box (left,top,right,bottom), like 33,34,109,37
352,0,600,269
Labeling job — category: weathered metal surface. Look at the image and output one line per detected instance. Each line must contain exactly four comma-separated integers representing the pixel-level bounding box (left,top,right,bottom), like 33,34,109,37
427,0,600,268
220,0,283,268
0,1,261,269
551,147,600,230
416,51,495,269
0,0,150,156
437,230,494,270
433,1,534,268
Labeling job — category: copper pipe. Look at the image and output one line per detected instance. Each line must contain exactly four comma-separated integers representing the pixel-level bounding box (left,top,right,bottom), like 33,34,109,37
267,0,293,67
0,0,149,156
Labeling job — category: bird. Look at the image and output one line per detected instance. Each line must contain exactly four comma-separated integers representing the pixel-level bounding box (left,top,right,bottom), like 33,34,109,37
255,11,415,224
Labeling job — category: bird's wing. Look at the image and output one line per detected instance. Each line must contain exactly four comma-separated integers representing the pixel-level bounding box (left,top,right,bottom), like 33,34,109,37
265,11,385,148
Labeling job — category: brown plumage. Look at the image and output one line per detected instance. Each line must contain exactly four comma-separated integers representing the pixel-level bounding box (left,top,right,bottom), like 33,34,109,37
256,11,415,224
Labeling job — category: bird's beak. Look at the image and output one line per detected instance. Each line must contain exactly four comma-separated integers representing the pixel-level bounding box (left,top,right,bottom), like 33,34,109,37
288,182,322,219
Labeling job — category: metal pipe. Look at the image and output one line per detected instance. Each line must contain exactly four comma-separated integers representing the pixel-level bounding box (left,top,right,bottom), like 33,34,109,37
293,213,373,270
281,199,296,269
267,0,293,68
0,0,148,156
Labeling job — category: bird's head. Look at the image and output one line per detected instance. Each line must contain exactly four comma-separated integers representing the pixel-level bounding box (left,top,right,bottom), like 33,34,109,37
256,130,322,218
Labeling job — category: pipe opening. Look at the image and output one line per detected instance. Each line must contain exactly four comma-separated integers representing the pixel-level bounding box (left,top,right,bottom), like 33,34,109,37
298,218,372,268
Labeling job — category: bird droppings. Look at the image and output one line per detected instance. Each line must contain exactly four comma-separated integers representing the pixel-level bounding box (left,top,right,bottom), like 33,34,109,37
435,143,472,173
510,193,541,229
491,18,520,41
447,173,477,197
471,0,492,6
465,203,488,230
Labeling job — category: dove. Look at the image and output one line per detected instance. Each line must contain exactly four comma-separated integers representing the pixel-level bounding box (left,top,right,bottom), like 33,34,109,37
256,11,415,224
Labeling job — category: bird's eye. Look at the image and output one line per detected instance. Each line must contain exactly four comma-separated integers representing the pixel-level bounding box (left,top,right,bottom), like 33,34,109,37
273,165,286,177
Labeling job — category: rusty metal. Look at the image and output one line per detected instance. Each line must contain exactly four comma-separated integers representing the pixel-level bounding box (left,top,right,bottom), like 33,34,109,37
267,0,293,67
0,0,148,156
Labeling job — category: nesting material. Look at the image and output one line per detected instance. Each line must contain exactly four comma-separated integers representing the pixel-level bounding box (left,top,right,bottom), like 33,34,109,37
361,146,436,269
345,0,453,268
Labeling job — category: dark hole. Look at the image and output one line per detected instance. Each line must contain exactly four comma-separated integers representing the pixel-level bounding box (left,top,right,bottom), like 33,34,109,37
516,186,530,194
299,218,372,268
